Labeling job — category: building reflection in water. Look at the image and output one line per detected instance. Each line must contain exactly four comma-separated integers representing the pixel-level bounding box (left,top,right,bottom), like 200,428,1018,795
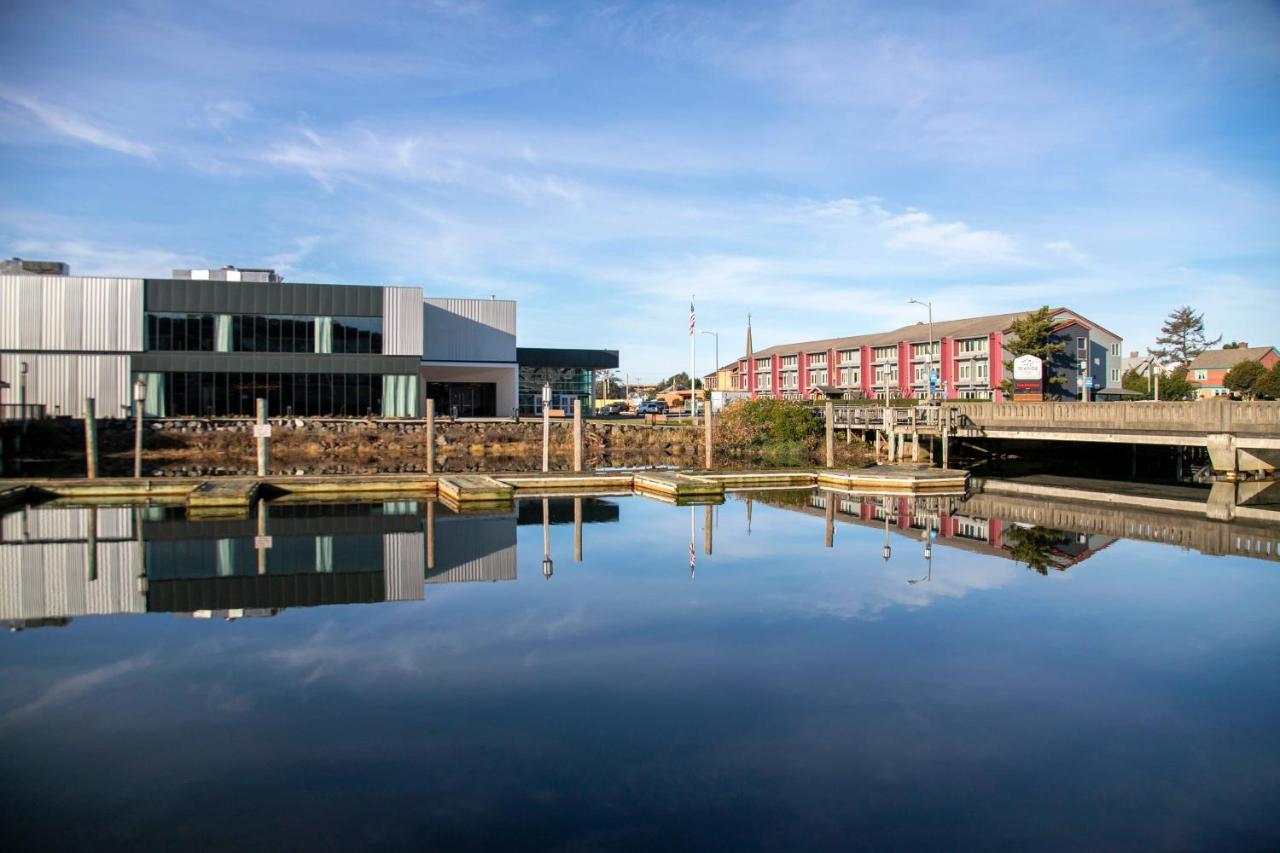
1,498,621,628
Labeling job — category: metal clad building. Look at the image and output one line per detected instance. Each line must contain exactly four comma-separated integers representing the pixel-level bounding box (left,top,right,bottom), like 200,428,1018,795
421,298,519,416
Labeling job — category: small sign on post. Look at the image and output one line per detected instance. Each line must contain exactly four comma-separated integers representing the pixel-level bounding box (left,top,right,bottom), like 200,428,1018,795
252,424,273,439
254,535,273,549
1012,354,1044,402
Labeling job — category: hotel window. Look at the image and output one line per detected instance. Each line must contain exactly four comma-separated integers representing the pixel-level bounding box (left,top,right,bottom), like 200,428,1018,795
810,368,827,385
873,345,897,361
757,373,772,390
958,362,972,381
1111,368,1119,382
1111,343,1120,356
913,364,930,382
755,358,771,371
911,341,939,359
780,355,798,368
957,338,987,355
874,366,898,385
808,352,827,366
838,349,858,364
976,362,988,380
839,367,860,387
781,371,798,390
1077,336,1087,350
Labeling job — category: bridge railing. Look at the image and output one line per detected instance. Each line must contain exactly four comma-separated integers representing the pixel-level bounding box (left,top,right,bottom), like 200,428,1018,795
941,399,1280,436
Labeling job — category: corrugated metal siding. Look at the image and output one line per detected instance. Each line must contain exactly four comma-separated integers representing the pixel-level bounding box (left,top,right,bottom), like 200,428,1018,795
0,541,144,620
1,275,142,352
423,298,517,362
1,507,135,542
0,352,131,417
382,287,424,357
382,532,425,600
425,545,517,584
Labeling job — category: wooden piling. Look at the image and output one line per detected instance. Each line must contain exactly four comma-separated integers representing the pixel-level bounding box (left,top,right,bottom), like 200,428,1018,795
704,403,713,469
574,496,583,562
825,402,834,468
83,398,98,479
255,398,268,477
573,399,583,472
426,398,435,475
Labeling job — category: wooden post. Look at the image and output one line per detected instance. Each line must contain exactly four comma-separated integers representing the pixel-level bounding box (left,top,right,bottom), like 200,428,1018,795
825,498,834,548
255,398,268,477
874,429,882,459
426,500,435,570
85,507,98,581
573,399,583,472
825,401,835,468
83,398,98,479
704,504,713,555
942,409,951,470
256,497,268,576
574,497,583,562
912,431,920,462
704,403,713,469
426,398,436,475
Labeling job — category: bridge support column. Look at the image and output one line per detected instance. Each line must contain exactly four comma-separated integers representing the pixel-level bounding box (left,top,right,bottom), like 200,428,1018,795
912,432,919,462
874,430,882,460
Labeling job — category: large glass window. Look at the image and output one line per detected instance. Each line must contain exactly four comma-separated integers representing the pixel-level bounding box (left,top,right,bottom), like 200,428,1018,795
134,371,413,417
147,313,378,353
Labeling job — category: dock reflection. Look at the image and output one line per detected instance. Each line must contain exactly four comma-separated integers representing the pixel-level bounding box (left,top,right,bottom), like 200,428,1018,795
1,497,621,628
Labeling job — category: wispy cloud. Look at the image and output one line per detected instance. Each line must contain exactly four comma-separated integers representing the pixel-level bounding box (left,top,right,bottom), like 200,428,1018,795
0,654,156,729
0,86,156,159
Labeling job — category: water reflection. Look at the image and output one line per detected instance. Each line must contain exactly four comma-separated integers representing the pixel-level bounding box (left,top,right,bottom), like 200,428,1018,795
0,498,620,629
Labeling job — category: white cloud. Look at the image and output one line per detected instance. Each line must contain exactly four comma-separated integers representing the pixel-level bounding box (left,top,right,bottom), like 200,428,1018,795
204,99,254,131
0,86,155,159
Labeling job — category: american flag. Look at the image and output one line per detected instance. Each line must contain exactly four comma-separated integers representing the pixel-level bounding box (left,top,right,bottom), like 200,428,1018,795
689,300,695,336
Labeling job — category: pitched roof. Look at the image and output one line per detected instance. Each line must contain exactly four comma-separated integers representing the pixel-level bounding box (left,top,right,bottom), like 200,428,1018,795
1186,346,1279,371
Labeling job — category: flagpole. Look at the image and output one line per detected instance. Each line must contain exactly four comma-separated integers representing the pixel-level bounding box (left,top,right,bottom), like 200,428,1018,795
690,293,697,419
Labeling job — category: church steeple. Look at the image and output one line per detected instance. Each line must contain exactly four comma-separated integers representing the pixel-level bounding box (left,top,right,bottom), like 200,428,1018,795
745,313,753,362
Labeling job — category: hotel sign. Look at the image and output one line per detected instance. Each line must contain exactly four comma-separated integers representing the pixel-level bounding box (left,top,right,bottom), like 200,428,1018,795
1012,355,1044,401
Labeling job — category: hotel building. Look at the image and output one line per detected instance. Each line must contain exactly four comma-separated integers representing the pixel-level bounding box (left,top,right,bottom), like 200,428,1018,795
733,308,1124,402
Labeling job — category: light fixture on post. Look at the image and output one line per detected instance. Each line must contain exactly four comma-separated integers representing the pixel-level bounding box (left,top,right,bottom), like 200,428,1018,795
907,299,935,401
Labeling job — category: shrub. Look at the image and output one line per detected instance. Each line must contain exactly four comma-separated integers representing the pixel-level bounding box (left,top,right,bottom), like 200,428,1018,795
714,398,820,454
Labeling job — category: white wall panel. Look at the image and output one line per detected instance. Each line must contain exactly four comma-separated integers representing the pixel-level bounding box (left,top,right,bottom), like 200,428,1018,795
0,540,144,620
382,532,425,601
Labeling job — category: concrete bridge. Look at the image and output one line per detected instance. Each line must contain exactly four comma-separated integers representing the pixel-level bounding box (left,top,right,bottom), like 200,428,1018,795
829,399,1280,479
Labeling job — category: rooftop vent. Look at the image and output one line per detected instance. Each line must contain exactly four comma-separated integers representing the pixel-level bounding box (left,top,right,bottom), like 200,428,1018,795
1,257,70,276
172,265,283,283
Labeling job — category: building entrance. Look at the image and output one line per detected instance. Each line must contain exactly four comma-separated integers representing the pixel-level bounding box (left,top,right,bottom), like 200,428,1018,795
427,382,497,418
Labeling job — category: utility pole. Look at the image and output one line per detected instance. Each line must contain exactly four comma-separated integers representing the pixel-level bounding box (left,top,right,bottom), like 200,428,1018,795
908,299,934,400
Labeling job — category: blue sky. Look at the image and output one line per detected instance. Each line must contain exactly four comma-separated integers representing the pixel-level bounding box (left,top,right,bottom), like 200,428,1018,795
1,0,1277,380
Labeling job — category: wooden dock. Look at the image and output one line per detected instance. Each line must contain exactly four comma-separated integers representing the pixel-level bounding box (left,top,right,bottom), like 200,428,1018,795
187,478,262,515
436,475,514,507
633,471,724,500
817,466,969,493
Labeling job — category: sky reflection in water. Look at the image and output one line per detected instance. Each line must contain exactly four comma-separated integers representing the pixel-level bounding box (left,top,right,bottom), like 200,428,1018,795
1,492,1278,851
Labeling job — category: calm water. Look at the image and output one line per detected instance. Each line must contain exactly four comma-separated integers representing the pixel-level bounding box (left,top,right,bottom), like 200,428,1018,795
1,491,1278,851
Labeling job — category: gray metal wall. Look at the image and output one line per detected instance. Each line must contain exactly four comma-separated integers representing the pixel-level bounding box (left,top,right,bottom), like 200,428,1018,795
0,353,131,417
423,298,517,363
1,275,143,352
427,513,517,583
146,278,382,316
382,287,425,357
382,532,426,601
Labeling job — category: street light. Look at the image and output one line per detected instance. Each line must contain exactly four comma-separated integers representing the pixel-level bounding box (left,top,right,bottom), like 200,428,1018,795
541,497,553,579
541,383,552,473
881,497,893,562
701,331,719,390
907,299,935,401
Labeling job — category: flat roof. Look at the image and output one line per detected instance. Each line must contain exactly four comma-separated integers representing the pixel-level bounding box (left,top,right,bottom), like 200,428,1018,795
517,347,620,369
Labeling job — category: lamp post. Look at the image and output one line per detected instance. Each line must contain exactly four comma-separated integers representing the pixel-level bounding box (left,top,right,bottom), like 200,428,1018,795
541,497,553,579
701,330,719,390
881,496,893,562
133,377,147,479
908,299,934,401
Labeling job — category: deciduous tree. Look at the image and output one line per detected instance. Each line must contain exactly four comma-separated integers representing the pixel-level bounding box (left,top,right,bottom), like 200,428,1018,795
1252,363,1280,400
1223,360,1266,399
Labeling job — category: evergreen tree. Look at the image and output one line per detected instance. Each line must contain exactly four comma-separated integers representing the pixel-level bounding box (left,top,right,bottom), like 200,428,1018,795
997,306,1068,396
1223,360,1266,399
1148,306,1221,370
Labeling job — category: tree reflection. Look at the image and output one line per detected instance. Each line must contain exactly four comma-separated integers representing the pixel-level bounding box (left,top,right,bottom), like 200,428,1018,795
1005,526,1068,575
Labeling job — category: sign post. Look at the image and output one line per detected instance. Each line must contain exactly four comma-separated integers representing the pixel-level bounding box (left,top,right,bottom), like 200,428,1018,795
1012,355,1044,402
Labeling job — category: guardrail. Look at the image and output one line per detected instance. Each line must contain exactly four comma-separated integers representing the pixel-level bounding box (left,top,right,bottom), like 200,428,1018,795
941,399,1280,436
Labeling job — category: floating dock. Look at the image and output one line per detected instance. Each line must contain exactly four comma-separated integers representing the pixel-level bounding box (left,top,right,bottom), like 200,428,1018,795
818,466,969,493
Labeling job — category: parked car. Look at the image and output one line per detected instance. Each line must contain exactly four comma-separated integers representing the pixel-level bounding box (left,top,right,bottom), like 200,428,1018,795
636,400,668,415
596,402,626,416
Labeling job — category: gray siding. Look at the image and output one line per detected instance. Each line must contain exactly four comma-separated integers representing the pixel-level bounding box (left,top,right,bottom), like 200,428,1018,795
0,353,131,417
382,287,425,357
382,532,426,601
0,275,142,352
146,278,383,317
427,513,517,583
423,298,517,363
